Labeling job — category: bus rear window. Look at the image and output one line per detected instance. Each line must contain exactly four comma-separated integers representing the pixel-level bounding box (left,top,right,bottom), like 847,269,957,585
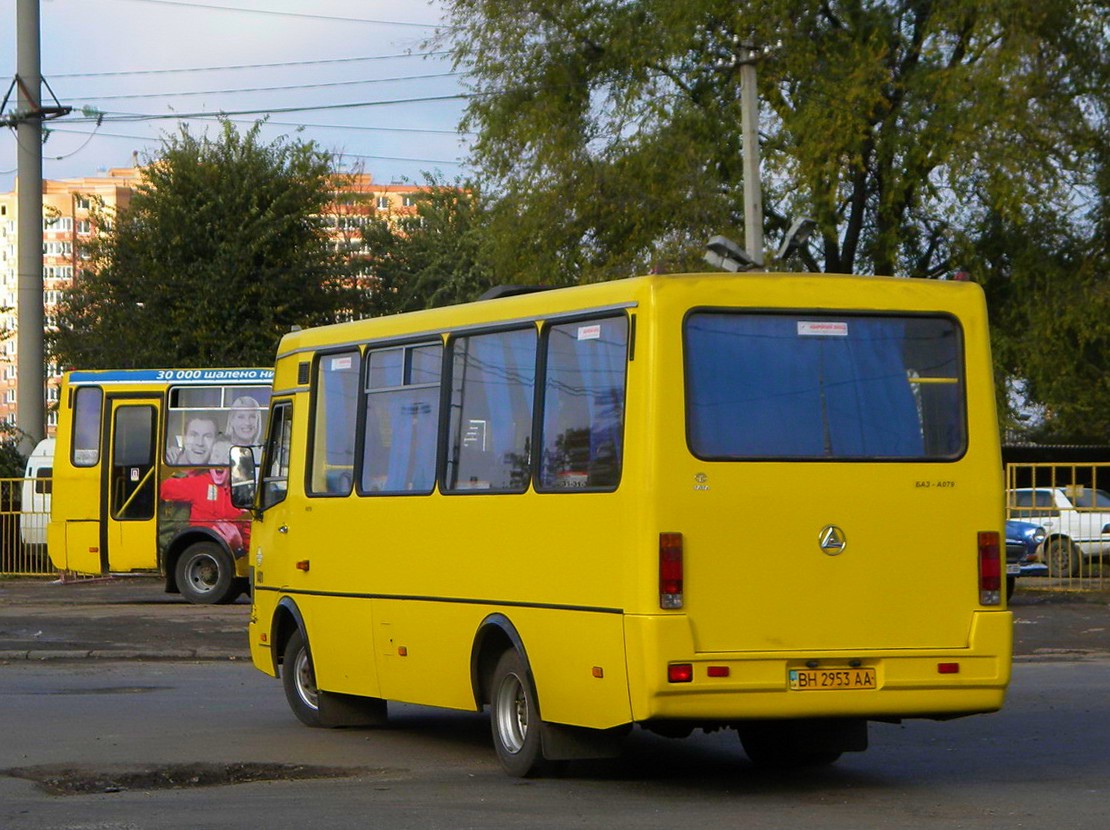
685,312,965,460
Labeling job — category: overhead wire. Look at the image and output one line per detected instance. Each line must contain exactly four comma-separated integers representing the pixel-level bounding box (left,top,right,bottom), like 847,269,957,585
105,0,447,29
50,51,452,79
65,71,463,103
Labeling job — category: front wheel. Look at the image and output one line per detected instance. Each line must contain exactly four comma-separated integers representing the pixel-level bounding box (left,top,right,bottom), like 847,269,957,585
175,541,240,604
490,649,546,777
282,629,322,727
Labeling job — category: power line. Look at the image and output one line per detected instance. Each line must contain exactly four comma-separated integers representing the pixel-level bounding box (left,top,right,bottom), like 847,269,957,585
49,51,452,79
67,93,473,123
106,0,446,29
66,72,463,103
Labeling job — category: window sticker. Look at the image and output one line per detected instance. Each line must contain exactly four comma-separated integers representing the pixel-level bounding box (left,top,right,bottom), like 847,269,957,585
330,356,354,371
797,321,849,337
577,324,602,341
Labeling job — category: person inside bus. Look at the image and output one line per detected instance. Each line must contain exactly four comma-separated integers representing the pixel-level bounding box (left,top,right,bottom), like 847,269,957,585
166,414,218,466
224,396,263,446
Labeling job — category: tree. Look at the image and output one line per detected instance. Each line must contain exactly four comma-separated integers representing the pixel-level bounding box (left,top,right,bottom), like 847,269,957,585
441,0,1107,279
51,120,369,369
359,178,497,315
441,0,1109,440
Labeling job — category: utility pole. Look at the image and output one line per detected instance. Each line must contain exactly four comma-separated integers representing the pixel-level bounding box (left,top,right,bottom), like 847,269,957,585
739,43,764,269
16,0,45,453
4,0,69,453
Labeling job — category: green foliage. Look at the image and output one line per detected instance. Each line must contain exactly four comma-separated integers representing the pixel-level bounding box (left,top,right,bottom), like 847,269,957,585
965,187,1109,443
50,121,369,369
359,177,497,314
442,0,1106,276
0,423,28,479
441,0,1109,441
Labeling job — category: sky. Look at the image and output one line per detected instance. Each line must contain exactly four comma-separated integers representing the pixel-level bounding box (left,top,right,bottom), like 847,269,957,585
0,0,470,190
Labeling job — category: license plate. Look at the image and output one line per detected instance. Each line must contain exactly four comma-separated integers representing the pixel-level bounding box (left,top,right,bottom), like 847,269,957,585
1006,564,1021,575
789,667,876,691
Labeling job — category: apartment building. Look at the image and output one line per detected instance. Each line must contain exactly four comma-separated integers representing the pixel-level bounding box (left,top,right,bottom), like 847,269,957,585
0,168,420,435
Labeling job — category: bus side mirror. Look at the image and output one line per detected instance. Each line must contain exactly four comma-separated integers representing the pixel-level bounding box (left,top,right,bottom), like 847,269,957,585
229,446,257,509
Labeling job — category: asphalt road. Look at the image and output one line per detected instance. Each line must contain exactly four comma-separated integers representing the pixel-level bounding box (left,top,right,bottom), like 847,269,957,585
0,576,1108,829
1,575,1107,662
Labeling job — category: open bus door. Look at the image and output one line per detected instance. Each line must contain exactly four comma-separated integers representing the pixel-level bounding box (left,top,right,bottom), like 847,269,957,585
102,399,161,573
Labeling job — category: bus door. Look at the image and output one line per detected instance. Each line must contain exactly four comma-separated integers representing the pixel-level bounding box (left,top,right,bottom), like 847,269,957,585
102,398,161,572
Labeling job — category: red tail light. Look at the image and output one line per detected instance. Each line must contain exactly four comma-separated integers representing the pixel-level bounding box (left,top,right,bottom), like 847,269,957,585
659,532,684,609
978,531,1001,605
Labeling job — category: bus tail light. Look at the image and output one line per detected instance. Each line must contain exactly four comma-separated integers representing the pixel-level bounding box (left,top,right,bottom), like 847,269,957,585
668,663,693,683
660,533,683,609
978,531,1001,606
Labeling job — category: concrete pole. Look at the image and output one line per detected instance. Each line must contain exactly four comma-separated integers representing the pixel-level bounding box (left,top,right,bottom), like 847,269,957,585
16,0,45,453
739,44,764,268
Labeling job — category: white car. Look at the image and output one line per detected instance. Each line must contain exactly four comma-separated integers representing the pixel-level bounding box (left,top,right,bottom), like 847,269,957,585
1007,487,1110,577
20,438,53,548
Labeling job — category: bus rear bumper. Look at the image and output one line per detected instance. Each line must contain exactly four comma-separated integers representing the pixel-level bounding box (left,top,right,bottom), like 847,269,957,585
625,611,1013,723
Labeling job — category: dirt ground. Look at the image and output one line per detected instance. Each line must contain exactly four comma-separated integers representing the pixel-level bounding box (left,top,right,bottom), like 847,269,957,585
0,575,1107,661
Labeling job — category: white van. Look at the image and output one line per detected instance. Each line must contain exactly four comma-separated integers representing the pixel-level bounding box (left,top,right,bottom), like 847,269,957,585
20,438,54,547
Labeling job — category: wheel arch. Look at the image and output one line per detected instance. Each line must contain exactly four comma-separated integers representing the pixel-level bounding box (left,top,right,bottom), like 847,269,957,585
470,613,532,711
271,596,307,678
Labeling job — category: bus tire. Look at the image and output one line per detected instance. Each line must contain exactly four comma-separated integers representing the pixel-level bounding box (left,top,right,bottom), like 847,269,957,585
282,629,323,728
490,649,547,777
176,541,238,605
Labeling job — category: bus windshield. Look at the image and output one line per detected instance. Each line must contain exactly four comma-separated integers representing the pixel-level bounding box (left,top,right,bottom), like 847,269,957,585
684,312,966,460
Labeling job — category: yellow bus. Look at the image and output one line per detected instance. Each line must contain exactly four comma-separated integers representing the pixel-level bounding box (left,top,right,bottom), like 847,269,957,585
48,368,272,604
234,273,1011,775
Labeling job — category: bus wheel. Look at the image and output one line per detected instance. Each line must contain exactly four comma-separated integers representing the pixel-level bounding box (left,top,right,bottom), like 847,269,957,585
176,542,238,605
282,629,322,728
490,649,546,777
1045,537,1080,578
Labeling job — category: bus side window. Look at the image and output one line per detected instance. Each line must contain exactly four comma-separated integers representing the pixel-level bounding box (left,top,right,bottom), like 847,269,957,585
72,386,103,467
445,329,536,493
261,402,292,510
309,352,361,496
539,316,628,491
361,343,442,494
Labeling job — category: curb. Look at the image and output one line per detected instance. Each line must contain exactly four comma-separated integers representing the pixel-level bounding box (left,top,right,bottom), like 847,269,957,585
0,649,250,662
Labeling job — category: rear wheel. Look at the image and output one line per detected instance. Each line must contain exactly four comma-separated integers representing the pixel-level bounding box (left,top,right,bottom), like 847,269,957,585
1045,537,1081,578
490,649,545,777
282,629,322,727
175,541,240,604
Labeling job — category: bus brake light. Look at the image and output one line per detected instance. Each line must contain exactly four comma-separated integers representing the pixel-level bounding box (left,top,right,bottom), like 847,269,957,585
978,531,1001,606
660,533,683,609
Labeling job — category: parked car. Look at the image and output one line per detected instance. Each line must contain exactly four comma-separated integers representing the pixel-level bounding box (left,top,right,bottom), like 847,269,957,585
1004,519,1047,600
1007,487,1110,577
19,438,53,548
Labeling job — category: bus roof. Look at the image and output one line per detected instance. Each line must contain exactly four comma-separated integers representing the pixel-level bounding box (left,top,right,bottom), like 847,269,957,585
274,271,987,359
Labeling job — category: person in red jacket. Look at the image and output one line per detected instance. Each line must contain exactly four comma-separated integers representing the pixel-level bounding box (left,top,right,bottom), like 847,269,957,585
159,464,251,553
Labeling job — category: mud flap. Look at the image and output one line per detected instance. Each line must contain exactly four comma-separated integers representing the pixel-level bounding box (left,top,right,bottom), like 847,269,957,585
317,691,388,728
540,722,631,761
